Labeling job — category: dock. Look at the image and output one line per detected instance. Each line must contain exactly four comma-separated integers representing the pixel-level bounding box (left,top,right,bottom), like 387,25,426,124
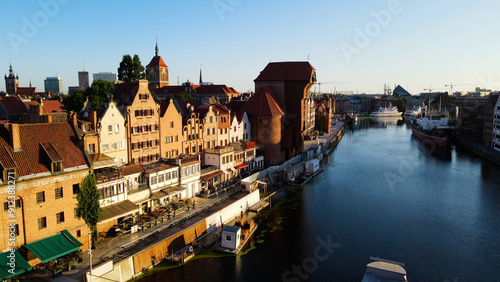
249,201,269,212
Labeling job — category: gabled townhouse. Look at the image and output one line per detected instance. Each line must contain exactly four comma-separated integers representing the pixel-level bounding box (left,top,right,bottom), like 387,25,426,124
113,80,160,164
0,122,90,268
159,99,182,159
195,103,218,150
181,107,204,156
96,100,128,166
493,97,500,151
212,103,231,147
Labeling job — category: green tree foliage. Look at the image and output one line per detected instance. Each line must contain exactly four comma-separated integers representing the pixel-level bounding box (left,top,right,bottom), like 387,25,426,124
118,54,145,83
395,100,406,112
61,79,114,111
62,91,86,112
76,173,102,246
86,79,114,109
175,92,193,101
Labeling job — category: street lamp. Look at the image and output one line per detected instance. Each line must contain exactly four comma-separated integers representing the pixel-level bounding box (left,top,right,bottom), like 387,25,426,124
290,177,295,192
88,231,92,281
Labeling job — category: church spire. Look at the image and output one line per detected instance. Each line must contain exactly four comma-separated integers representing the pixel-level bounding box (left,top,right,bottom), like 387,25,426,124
155,39,159,57
199,65,203,85
8,64,14,77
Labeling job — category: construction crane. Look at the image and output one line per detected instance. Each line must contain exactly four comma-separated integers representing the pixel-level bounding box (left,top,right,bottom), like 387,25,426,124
424,87,433,93
314,81,350,95
445,83,475,95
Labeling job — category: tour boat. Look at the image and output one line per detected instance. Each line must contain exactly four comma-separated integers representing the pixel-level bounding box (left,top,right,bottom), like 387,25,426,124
370,106,401,117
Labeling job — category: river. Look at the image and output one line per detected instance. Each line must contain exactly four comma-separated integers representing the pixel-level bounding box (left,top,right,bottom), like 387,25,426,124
138,117,500,281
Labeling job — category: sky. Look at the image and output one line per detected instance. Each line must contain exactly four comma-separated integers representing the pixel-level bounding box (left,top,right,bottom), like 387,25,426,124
1,0,500,95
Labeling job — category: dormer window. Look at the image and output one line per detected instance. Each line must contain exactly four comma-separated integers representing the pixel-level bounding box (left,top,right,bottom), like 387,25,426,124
52,161,62,173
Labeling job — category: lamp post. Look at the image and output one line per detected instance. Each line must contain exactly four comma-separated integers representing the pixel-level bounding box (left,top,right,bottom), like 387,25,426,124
290,177,295,193
88,231,92,281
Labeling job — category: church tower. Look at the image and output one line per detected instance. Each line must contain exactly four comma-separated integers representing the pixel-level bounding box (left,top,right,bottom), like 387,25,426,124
146,41,169,91
4,64,19,95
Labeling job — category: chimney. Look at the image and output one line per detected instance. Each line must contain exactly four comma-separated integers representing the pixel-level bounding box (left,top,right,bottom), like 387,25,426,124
9,123,21,152
138,79,148,90
89,110,97,130
71,112,77,126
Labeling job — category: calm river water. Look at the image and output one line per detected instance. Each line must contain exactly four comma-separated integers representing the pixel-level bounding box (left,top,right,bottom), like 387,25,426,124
139,118,500,281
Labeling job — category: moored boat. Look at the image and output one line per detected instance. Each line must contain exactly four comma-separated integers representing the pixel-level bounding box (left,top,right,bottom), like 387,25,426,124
411,113,454,147
370,106,401,117
214,218,258,254
361,257,407,282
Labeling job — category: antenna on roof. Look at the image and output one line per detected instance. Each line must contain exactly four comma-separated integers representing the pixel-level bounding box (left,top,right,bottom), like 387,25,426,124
199,64,203,85
83,62,85,71
307,54,310,61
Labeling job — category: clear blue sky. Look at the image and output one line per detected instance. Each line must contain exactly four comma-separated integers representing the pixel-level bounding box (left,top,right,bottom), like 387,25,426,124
1,0,500,95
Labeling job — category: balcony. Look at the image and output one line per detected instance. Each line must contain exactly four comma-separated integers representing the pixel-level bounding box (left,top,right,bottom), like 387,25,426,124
95,167,124,184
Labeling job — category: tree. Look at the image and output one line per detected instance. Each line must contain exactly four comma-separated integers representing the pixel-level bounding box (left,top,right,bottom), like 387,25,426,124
118,54,145,83
175,92,193,101
76,173,102,247
395,100,406,113
62,91,86,112
86,79,114,109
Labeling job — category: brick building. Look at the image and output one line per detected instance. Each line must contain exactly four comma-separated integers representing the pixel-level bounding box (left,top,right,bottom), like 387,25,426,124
146,43,169,91
254,62,316,160
0,122,90,266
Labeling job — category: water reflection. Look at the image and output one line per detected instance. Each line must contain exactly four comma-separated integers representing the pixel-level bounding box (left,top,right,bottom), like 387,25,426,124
367,117,404,127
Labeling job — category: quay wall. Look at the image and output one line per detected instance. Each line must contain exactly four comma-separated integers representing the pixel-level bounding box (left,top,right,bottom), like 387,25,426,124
85,190,260,281
453,134,500,165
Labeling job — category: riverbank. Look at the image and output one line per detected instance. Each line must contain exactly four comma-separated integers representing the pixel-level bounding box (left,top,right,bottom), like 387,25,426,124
452,133,500,165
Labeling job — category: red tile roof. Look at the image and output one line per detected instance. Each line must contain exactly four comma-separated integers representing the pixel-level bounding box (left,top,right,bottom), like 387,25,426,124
16,87,37,96
146,56,167,68
211,102,230,115
195,85,239,95
42,100,65,113
0,146,16,169
0,96,28,115
40,142,64,162
0,122,88,177
241,86,284,116
255,62,315,82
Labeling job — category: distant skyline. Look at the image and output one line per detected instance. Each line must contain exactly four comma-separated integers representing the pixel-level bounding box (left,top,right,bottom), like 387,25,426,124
1,0,500,95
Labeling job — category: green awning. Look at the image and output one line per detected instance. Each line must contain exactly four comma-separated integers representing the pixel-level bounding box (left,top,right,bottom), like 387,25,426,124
25,230,83,263
0,249,32,279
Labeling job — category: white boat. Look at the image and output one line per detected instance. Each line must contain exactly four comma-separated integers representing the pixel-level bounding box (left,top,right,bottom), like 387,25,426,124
404,106,422,118
370,106,401,117
362,257,407,282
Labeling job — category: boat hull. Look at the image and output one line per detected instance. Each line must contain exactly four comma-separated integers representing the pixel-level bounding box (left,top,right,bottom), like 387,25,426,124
411,126,448,147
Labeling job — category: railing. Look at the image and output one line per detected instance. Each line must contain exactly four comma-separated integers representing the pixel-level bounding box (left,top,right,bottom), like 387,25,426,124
205,146,234,155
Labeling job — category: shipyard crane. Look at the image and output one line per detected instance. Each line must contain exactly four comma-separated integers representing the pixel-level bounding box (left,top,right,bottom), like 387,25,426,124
424,87,433,93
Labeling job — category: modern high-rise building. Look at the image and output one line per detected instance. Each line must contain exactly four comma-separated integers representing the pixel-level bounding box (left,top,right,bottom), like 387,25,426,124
78,71,89,89
44,77,63,94
93,72,116,83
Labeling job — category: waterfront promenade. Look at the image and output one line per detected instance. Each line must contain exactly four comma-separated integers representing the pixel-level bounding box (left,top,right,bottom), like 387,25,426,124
18,185,241,281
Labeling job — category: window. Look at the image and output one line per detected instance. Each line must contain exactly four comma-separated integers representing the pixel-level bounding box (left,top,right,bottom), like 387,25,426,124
165,136,173,143
115,124,119,132
102,144,109,152
73,184,80,195
172,170,178,179
87,144,95,153
76,230,81,238
10,224,19,236
212,128,215,135
226,235,232,241
151,176,157,185
175,135,178,142
159,174,164,183
206,129,210,135
111,143,118,150
206,141,210,148
38,217,47,229
209,116,213,123
120,141,125,149
55,187,63,199
36,191,45,204
108,125,113,133
56,212,65,224
4,200,19,211
170,121,174,128
74,208,79,219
